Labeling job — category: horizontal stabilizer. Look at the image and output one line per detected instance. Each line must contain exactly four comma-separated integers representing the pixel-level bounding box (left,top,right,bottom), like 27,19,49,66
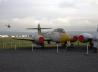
27,28,52,29
26,24,51,34
27,28,39,29
41,28,52,29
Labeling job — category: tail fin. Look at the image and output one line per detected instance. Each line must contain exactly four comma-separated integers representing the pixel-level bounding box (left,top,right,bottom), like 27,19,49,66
27,23,51,34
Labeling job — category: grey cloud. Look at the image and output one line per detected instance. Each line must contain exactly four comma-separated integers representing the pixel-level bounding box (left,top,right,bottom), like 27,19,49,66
0,0,60,19
59,1,76,8
0,0,8,4
0,16,98,32
0,0,98,32
0,0,33,19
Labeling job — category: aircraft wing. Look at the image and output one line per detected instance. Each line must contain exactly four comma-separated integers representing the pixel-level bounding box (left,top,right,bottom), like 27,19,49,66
14,37,51,41
41,28,52,29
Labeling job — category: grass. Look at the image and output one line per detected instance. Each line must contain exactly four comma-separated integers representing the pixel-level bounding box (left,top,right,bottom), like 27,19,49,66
0,37,89,49
0,37,32,49
73,41,89,46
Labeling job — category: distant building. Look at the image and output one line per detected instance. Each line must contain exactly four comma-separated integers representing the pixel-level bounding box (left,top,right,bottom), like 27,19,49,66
0,35,9,38
0,34,32,38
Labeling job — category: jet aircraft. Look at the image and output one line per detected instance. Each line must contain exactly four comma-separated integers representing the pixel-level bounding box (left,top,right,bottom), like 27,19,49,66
26,24,74,47
15,23,98,48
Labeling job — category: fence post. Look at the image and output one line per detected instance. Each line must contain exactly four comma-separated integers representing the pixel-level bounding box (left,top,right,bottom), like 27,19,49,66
57,44,59,54
86,43,89,55
32,44,33,52
15,44,16,50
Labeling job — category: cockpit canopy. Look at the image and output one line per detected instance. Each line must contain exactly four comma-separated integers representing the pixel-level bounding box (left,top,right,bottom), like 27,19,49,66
53,28,65,33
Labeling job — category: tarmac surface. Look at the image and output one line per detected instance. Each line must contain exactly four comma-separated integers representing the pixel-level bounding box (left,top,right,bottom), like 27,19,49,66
0,48,98,72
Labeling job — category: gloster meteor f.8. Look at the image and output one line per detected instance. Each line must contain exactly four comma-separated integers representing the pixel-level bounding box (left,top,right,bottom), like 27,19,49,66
16,24,98,48
26,24,73,47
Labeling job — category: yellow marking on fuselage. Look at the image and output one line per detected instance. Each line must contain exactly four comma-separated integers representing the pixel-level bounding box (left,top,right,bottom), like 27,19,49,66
60,33,70,44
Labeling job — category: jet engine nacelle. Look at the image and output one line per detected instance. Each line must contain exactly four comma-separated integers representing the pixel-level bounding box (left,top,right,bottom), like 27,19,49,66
78,33,93,42
71,35,78,42
33,34,45,45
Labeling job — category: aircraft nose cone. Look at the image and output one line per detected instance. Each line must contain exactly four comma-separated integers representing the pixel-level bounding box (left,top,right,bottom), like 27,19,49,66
39,36,44,44
72,36,78,41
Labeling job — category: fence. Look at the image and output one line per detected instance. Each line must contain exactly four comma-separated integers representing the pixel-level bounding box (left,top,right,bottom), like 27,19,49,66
0,38,32,49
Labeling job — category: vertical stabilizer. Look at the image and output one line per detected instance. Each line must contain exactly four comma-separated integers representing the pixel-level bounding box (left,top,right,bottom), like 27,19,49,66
38,24,41,34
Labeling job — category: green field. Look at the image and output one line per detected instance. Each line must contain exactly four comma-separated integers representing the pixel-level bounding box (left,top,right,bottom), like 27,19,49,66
0,38,32,49
0,37,88,49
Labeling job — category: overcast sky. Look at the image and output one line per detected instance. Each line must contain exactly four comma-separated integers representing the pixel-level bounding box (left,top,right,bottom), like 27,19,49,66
0,0,98,32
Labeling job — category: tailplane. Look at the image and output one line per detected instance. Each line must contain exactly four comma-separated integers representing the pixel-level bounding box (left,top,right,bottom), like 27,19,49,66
27,23,51,34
